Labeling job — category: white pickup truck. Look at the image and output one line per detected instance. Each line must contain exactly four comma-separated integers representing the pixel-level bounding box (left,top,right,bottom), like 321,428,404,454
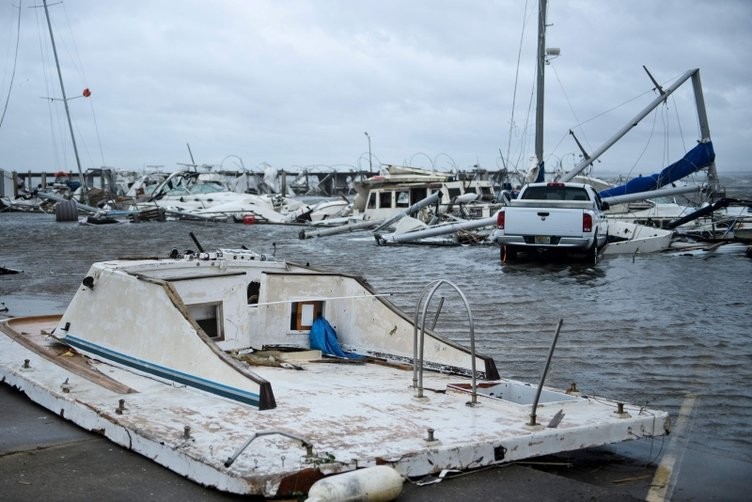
490,182,609,262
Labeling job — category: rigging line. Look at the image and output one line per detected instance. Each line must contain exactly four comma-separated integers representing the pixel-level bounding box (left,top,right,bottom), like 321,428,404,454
519,66,536,170
626,104,661,180
546,130,572,169
662,103,669,168
61,1,105,167
87,97,106,166
0,0,23,129
670,93,688,153
33,2,63,169
570,87,654,132
505,0,531,168
548,62,593,158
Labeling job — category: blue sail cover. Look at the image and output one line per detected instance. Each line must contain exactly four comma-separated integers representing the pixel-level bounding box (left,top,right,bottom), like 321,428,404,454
309,315,364,359
599,141,714,198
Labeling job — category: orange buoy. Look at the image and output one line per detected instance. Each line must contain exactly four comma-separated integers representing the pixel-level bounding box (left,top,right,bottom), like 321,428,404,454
243,214,257,225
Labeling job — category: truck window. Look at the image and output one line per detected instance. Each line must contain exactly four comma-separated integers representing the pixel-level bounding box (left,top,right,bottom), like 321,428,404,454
520,186,590,201
566,188,590,201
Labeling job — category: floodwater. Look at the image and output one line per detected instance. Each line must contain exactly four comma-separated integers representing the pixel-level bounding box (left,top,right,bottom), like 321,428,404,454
1,200,751,500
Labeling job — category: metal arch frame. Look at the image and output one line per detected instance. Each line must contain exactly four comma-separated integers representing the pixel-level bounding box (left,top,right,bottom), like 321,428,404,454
412,279,478,405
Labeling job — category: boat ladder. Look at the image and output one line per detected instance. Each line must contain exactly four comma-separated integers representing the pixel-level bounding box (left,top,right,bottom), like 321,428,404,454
412,279,478,405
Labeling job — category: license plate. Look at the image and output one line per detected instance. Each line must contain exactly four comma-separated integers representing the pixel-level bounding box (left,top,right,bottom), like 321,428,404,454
534,235,551,244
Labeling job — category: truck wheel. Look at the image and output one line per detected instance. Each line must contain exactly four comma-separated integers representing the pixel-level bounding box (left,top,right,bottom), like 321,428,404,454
589,233,599,265
503,245,517,262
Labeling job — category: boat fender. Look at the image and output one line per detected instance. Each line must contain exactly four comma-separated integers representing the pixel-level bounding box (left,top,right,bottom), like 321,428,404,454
305,465,403,502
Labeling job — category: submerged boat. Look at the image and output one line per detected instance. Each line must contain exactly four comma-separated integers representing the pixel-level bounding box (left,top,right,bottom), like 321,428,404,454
0,247,670,498
603,220,675,255
353,164,503,222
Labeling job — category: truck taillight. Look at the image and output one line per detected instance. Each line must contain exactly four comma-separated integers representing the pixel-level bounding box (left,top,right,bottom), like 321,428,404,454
582,213,593,232
496,210,505,229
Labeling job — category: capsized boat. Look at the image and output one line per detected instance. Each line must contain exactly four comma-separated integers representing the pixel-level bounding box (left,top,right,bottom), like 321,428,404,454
129,169,307,223
0,248,670,498
603,220,675,255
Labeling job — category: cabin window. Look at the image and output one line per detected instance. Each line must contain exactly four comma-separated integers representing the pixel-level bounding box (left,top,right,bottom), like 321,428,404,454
379,191,392,209
290,301,323,331
247,281,260,304
188,302,225,341
396,191,409,208
366,192,377,209
447,187,461,199
411,187,428,201
479,186,494,200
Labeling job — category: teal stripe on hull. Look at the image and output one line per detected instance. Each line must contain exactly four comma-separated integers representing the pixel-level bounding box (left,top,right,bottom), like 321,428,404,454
63,334,262,408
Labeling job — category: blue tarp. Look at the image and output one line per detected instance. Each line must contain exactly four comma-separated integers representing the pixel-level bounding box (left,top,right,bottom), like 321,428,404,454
599,141,715,198
309,316,364,359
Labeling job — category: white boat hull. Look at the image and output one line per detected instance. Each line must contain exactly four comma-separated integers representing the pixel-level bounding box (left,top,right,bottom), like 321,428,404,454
0,250,671,497
603,220,674,255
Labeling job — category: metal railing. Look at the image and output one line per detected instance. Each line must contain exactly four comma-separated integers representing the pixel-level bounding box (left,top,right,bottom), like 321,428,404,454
412,280,477,405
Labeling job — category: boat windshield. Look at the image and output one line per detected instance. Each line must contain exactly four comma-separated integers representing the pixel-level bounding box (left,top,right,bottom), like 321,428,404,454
164,183,225,196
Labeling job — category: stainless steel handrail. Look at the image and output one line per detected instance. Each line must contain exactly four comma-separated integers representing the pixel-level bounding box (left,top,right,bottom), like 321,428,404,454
412,280,477,404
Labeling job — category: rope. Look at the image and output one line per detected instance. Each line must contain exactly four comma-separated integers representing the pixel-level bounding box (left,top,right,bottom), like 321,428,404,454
505,0,532,172
549,62,591,162
33,3,64,170
0,0,23,129
61,1,106,168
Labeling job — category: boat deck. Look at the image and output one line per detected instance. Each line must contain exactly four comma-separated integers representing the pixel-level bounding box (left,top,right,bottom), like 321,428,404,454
0,315,669,497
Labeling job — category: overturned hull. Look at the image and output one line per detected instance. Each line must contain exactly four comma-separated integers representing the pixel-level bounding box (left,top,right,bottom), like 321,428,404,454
603,220,675,255
0,250,671,497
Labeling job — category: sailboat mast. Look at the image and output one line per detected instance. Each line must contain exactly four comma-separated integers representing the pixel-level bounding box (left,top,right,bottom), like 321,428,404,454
534,0,547,174
42,0,87,202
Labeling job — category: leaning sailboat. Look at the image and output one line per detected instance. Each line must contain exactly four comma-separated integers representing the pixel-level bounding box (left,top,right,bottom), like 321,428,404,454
40,0,89,208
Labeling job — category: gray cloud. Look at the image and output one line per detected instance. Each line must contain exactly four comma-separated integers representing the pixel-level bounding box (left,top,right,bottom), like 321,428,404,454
1,0,750,178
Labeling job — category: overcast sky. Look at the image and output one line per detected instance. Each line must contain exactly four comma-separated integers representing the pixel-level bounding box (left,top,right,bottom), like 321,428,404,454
1,0,750,179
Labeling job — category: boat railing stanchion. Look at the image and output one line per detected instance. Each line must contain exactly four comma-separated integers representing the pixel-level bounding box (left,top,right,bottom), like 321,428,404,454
528,319,564,426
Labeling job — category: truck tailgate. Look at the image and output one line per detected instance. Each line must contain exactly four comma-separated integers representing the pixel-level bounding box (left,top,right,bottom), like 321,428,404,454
505,207,584,237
